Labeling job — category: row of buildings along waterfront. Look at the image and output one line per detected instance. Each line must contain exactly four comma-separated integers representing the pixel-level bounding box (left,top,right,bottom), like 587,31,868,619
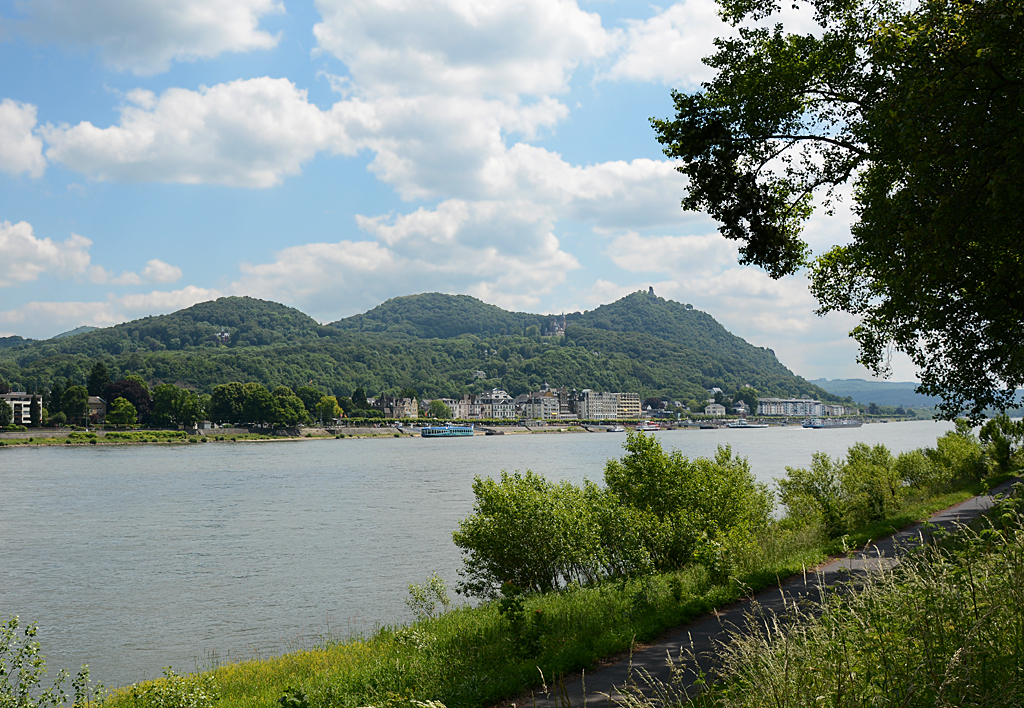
376,385,642,420
755,397,854,417
373,390,855,421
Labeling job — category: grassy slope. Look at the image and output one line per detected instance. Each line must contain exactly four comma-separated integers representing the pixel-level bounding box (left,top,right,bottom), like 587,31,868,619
98,475,1003,708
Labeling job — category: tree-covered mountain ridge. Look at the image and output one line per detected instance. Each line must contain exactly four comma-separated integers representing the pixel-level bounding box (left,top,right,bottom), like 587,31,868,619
0,292,844,406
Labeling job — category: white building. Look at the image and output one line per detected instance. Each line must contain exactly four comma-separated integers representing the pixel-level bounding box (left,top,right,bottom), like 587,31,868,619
479,389,516,419
1,392,33,426
757,398,824,416
577,390,619,420
705,403,727,417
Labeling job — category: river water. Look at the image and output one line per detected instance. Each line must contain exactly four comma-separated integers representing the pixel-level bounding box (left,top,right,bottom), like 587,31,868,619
0,420,954,687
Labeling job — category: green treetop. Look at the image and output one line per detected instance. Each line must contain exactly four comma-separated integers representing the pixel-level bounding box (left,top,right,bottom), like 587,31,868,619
652,0,1024,420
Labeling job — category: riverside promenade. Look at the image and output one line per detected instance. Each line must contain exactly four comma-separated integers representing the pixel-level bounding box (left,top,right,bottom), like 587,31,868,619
527,477,1021,708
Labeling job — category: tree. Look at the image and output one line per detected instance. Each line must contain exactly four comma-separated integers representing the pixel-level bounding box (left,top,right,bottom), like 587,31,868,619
272,386,309,426
104,379,152,422
29,395,40,427
315,395,342,424
652,0,1024,420
0,399,11,428
210,382,246,424
88,362,111,397
295,385,323,414
107,397,138,426
351,387,368,409
428,400,452,419
242,383,276,425
61,385,89,423
152,384,205,427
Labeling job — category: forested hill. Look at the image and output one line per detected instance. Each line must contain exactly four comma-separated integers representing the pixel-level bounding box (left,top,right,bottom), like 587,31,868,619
330,293,545,338
0,293,842,406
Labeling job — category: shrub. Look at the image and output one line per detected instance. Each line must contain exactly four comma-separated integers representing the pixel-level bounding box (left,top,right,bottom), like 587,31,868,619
453,433,773,597
780,443,904,537
125,668,217,708
927,422,987,483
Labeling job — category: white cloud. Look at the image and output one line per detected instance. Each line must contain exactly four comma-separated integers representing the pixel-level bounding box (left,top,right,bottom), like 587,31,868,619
0,99,46,178
42,78,354,188
234,199,580,317
603,1,727,88
0,221,92,286
88,265,143,285
0,285,223,338
141,259,183,284
17,0,283,75
313,0,614,97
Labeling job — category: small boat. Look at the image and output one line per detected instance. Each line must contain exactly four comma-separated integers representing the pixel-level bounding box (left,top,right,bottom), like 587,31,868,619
608,425,626,433
726,419,769,429
635,421,660,432
420,424,475,437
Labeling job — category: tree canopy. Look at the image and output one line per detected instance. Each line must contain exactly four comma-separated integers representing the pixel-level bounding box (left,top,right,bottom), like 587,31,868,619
652,0,1024,420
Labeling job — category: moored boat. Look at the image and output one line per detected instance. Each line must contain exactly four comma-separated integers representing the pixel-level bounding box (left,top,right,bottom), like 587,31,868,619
635,421,660,432
802,417,864,429
726,419,769,429
420,424,475,437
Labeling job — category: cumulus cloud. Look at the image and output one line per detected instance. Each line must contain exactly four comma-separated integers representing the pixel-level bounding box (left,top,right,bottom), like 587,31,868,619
17,0,283,74
88,265,143,285
141,259,183,284
0,285,222,339
603,1,728,88
313,0,614,97
0,221,92,286
42,78,354,188
0,99,46,178
234,199,579,317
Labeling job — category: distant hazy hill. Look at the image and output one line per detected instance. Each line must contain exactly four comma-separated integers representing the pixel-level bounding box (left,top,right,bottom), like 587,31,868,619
51,326,98,340
810,378,938,408
0,292,842,405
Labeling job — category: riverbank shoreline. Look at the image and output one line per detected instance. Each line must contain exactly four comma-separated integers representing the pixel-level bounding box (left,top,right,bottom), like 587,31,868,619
0,418,919,448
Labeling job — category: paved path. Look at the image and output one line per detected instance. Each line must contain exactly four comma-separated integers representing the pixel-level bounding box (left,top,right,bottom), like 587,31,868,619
526,478,1020,708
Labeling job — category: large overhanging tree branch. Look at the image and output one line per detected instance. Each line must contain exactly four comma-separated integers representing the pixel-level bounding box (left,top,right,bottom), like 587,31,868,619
652,0,1024,421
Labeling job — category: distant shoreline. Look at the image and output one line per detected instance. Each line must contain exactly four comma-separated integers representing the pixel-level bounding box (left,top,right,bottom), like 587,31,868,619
0,417,920,449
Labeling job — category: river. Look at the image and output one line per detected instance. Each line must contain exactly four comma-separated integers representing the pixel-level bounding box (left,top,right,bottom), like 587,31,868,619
0,420,954,686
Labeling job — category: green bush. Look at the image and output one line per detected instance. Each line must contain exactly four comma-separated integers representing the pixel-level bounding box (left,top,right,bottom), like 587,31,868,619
125,668,217,708
927,422,987,483
453,433,773,597
780,443,905,537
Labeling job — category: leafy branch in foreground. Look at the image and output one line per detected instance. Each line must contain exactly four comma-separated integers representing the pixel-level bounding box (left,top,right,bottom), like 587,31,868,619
0,616,103,708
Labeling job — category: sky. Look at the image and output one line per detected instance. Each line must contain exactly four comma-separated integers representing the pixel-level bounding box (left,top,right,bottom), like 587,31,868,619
0,0,918,382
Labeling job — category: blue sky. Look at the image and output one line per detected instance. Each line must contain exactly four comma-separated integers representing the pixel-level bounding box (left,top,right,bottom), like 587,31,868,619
0,0,916,381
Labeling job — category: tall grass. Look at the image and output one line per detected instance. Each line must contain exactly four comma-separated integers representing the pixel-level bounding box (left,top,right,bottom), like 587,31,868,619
615,486,1024,708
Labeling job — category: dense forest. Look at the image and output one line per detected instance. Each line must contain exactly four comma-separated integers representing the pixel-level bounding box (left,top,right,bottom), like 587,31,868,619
0,292,844,408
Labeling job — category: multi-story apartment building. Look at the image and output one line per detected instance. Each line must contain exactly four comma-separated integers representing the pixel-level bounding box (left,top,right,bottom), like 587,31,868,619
577,390,619,420
1,392,33,426
479,388,516,419
616,392,641,419
757,398,824,416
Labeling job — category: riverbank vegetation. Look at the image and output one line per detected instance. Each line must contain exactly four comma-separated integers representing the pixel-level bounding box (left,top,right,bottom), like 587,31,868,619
617,486,1024,708
4,424,1020,708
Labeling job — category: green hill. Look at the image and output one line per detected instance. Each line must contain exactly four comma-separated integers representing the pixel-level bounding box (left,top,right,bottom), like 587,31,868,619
0,293,842,406
330,293,544,338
